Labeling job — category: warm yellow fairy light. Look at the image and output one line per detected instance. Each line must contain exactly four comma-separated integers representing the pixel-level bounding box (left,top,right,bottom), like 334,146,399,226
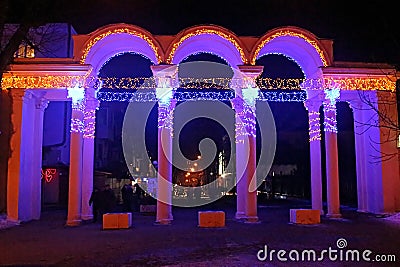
80,28,162,64
1,75,88,89
166,28,247,64
251,30,328,66
321,77,396,92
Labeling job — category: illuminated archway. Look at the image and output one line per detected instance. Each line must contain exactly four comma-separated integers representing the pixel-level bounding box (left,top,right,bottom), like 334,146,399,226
251,26,331,78
166,25,248,66
79,24,163,74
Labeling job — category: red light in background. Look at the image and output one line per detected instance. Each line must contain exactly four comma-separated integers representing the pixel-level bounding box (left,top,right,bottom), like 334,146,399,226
41,168,58,183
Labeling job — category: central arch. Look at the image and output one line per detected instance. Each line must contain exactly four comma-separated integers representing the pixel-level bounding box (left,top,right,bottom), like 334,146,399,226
166,25,247,66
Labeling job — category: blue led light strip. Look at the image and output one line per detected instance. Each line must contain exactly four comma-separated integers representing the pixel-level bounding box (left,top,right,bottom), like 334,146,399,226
96,91,307,102
258,91,307,102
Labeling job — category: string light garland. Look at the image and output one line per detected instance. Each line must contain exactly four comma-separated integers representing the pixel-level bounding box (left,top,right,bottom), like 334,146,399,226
97,91,157,102
71,118,85,133
235,105,256,140
99,77,157,90
83,109,96,139
80,28,162,64
174,91,234,101
251,30,328,66
167,28,247,64
323,102,337,133
231,97,256,143
258,91,307,102
325,88,340,105
323,87,340,133
158,102,175,136
1,75,89,89
2,76,395,92
308,111,321,142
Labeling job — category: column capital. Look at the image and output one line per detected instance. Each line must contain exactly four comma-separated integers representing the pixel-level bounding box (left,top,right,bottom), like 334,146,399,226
85,97,100,111
304,99,322,112
151,64,179,88
234,65,263,106
237,65,263,89
35,97,49,111
347,99,363,111
84,86,97,99
237,65,264,78
68,85,85,111
151,64,178,77
152,64,178,103
8,89,27,102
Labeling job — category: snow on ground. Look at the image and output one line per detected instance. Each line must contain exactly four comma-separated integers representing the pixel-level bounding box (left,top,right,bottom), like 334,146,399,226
0,214,19,230
383,212,400,224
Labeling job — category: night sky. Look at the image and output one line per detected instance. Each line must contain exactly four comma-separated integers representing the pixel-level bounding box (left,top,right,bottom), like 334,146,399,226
7,0,400,67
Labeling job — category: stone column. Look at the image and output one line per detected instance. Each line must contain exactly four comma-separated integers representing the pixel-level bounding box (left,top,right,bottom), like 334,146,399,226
31,95,49,220
81,96,99,221
66,87,85,226
348,100,368,213
231,97,250,220
234,65,263,223
151,64,178,225
349,90,400,214
7,90,48,222
304,100,323,214
323,91,341,218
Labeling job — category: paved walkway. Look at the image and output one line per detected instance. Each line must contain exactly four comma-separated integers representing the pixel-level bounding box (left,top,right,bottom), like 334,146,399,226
0,197,399,266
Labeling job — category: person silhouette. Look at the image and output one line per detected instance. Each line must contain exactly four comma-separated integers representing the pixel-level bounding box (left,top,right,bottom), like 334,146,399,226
89,187,100,223
121,183,133,212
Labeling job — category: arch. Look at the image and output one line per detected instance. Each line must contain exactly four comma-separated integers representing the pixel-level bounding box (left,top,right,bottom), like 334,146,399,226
166,25,248,66
251,26,331,78
79,24,163,74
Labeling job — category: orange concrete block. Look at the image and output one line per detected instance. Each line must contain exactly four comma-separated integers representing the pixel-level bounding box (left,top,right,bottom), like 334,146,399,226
118,213,132,229
290,209,320,224
198,211,225,227
102,213,119,229
103,213,132,229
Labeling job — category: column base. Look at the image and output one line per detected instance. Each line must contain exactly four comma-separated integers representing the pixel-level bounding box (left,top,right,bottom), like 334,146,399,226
357,209,368,213
65,219,81,227
244,216,260,224
6,217,21,225
235,211,246,220
81,214,94,221
326,213,342,219
154,219,172,225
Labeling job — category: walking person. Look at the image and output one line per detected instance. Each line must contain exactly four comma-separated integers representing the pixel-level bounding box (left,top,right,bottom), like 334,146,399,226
102,184,116,213
121,183,133,212
89,187,100,223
